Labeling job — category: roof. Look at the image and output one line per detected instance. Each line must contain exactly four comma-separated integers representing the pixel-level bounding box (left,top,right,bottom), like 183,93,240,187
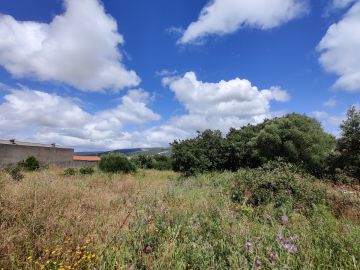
73,156,101,162
0,139,73,150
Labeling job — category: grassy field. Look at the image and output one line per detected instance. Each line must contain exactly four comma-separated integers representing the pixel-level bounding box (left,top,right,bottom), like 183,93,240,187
1,167,359,269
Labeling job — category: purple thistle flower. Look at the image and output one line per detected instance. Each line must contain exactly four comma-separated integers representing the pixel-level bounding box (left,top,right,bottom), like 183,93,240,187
289,246,298,254
246,241,253,252
281,215,289,223
255,257,262,268
269,252,276,264
276,233,283,241
144,245,153,254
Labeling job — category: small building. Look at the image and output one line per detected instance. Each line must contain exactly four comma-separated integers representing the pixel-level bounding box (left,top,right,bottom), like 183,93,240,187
0,139,74,167
73,155,100,167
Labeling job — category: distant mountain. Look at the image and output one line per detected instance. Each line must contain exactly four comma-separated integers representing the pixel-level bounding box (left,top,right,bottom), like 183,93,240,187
75,147,171,157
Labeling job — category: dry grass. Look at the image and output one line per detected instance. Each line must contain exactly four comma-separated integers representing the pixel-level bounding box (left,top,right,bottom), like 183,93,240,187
0,168,176,269
1,168,359,269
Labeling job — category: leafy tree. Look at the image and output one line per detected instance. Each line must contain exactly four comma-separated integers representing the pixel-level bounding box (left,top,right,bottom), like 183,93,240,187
99,153,136,173
171,130,226,175
253,114,336,176
172,114,335,176
337,106,360,180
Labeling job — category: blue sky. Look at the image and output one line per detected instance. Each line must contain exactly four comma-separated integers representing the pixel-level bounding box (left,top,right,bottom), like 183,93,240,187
0,0,359,150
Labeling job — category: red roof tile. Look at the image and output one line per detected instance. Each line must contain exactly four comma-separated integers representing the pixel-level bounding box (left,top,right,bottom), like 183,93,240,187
73,156,100,161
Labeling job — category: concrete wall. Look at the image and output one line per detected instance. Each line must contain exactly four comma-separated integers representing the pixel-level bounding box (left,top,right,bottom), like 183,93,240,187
71,161,99,168
0,144,74,167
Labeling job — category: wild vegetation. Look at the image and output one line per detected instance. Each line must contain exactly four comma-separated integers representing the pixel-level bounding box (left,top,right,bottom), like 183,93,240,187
172,108,359,183
1,107,359,269
0,166,359,269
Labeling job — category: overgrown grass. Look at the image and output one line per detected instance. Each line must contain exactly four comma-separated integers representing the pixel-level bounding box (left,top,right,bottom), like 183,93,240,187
0,167,359,269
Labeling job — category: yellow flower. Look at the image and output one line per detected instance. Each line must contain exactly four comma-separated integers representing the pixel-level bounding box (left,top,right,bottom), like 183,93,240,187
26,256,32,261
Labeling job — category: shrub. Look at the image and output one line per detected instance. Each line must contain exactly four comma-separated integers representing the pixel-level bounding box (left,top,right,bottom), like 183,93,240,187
79,166,95,175
152,155,172,170
230,162,327,214
335,106,360,181
63,168,77,176
98,153,136,173
132,155,155,169
18,156,40,171
5,166,24,181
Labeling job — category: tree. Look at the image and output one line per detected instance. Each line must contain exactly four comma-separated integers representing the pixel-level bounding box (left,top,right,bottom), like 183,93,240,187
337,106,360,179
171,130,226,175
171,114,336,177
99,153,136,173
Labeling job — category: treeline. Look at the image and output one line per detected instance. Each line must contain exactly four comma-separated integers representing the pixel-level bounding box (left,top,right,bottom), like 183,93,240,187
171,107,360,182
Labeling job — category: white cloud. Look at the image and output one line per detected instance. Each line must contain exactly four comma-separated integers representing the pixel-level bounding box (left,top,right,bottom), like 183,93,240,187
0,87,160,150
312,110,344,136
331,0,358,9
323,98,337,108
0,0,140,92
179,0,308,44
163,72,289,117
318,2,360,92
137,72,290,146
0,73,289,150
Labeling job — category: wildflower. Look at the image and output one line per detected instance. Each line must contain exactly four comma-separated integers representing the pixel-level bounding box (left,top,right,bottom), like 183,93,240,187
26,256,32,261
289,245,298,254
281,215,289,223
246,241,254,253
269,252,276,264
255,257,262,268
144,245,153,254
276,233,283,241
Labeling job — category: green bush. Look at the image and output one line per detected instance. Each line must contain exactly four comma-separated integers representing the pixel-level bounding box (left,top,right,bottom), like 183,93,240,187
131,155,173,171
18,156,40,171
63,168,77,176
79,166,95,175
131,155,155,169
99,153,136,173
152,155,173,170
5,166,24,181
230,162,327,214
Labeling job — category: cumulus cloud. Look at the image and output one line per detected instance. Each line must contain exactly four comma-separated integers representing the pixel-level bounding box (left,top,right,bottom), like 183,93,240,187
0,0,140,92
0,87,160,150
179,0,308,44
312,110,345,136
163,72,289,117
135,72,290,146
323,98,337,108
318,2,360,92
0,73,289,150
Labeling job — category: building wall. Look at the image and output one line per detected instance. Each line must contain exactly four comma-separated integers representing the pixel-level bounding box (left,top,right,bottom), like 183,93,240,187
0,144,74,167
71,161,99,168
